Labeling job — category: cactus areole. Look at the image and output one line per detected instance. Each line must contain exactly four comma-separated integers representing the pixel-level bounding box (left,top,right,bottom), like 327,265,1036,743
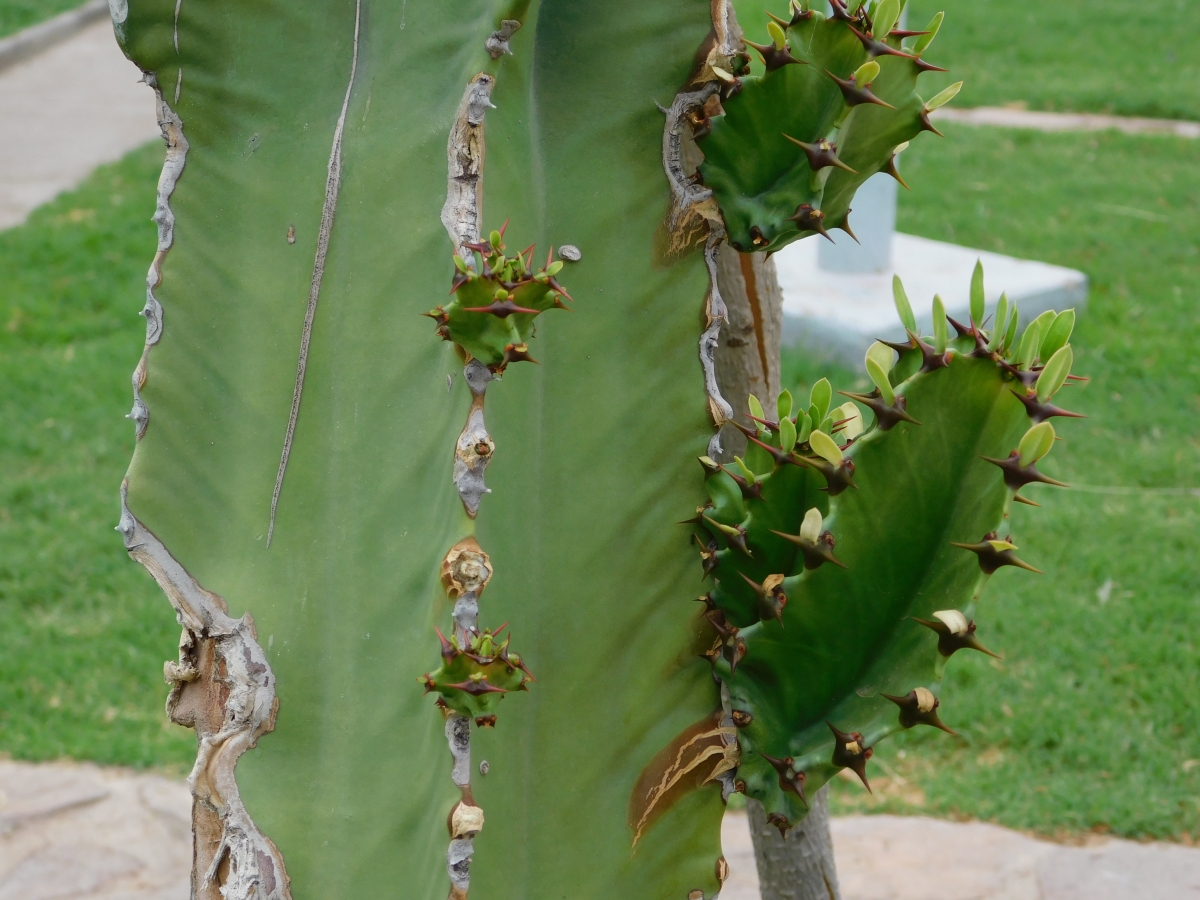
112,0,1081,897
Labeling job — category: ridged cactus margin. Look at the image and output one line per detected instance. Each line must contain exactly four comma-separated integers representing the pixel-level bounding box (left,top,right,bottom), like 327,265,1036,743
632,262,1084,836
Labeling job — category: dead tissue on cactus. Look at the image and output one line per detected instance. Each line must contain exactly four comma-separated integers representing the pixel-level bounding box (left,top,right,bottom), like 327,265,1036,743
632,261,1084,838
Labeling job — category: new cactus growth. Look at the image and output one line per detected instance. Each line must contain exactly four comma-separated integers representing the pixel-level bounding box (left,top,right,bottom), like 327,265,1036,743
108,0,1082,896
697,0,958,251
647,263,1083,834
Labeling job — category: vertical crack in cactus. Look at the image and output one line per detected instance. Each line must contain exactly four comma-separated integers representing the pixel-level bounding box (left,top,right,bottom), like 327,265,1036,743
267,0,362,547
117,485,290,900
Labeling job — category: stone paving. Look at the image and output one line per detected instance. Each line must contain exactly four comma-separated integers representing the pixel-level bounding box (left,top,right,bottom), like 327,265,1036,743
0,15,158,230
3,759,1199,899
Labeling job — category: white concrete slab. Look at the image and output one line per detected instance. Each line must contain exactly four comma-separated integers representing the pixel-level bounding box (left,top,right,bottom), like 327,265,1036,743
776,232,1088,366
0,16,159,231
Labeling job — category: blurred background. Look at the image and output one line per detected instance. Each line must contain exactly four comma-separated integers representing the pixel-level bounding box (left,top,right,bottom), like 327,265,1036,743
0,0,1197,866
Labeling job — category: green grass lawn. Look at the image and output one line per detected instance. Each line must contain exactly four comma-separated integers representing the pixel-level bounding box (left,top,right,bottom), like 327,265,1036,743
0,143,194,771
0,0,87,39
786,124,1200,841
904,0,1200,121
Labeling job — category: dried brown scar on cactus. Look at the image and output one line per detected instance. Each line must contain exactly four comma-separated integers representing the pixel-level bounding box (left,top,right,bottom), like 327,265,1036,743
117,483,291,900
127,71,188,444
628,710,739,846
268,0,362,547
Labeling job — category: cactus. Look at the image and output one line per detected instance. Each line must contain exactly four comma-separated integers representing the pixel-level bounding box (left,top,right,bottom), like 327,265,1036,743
653,265,1083,833
697,0,959,252
108,0,1079,897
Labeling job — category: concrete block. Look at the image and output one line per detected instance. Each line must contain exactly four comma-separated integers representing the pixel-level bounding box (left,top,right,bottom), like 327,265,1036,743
777,232,1088,367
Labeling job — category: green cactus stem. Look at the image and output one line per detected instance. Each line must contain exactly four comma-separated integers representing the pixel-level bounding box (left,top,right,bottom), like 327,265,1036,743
696,0,959,252
639,265,1084,835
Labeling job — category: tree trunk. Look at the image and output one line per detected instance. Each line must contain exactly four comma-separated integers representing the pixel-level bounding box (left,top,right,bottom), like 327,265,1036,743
748,790,841,900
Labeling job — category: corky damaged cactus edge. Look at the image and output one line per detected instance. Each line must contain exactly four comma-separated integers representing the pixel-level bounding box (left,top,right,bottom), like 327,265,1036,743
107,0,1083,897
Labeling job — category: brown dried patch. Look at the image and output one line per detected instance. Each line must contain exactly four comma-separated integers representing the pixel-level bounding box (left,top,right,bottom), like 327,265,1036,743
628,712,738,846
440,537,492,598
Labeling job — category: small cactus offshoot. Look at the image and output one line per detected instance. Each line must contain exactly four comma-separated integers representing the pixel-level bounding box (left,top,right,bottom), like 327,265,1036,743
697,0,957,252
424,224,572,371
637,263,1084,834
420,625,532,718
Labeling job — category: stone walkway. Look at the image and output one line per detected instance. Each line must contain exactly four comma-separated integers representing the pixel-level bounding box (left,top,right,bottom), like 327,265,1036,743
0,15,158,230
3,759,1199,899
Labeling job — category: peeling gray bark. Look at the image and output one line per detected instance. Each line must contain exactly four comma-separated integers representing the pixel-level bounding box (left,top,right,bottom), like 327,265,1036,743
441,74,495,265
747,789,841,900
454,360,494,517
711,246,783,461
268,0,362,547
485,19,520,58
117,484,291,900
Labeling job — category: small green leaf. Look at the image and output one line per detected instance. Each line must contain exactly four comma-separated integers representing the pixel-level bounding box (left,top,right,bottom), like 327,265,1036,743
854,60,881,88
545,260,564,276
969,259,985,325
1036,345,1073,402
866,358,896,404
767,20,787,51
819,415,835,435
1003,303,1020,354
809,378,832,423
808,429,843,466
489,229,503,248
799,507,823,543
835,402,863,440
1018,422,1056,467
777,389,793,422
865,341,895,373
731,456,756,484
1039,309,1075,360
932,294,947,354
779,416,798,453
912,11,943,54
797,412,813,444
892,275,917,333
1016,320,1042,371
988,293,1009,352
748,394,766,423
923,81,963,112
872,0,900,40
453,254,469,274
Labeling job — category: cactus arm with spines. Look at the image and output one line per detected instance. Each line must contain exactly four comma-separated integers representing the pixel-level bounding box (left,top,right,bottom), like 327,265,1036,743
668,268,1083,834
